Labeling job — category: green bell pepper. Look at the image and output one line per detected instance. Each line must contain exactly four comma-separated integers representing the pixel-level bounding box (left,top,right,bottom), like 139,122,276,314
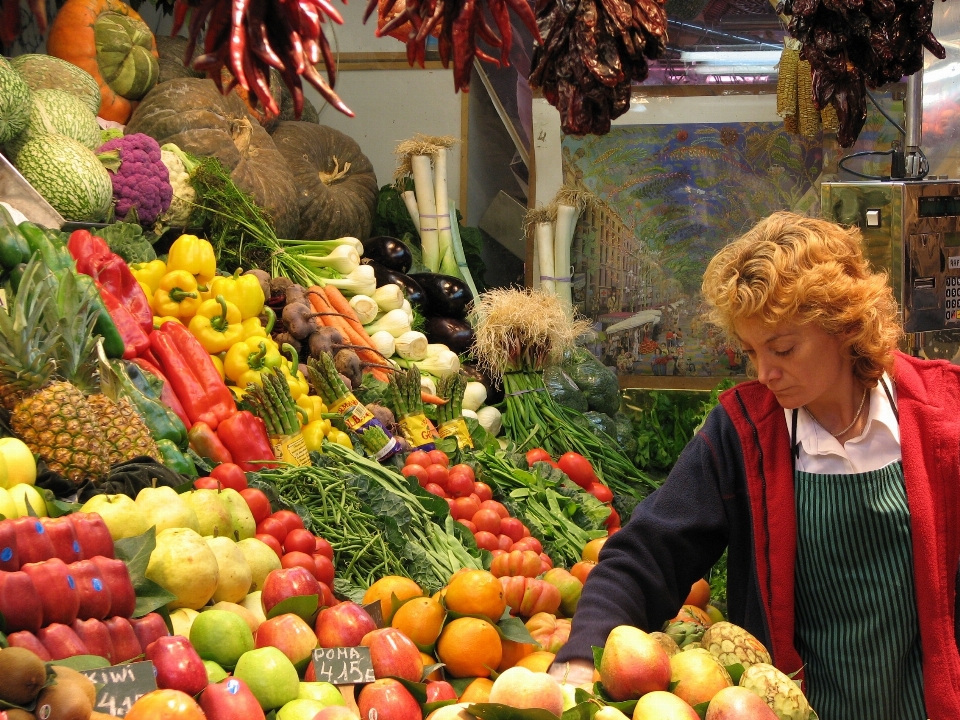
0,205,29,270
113,360,189,447
18,222,74,274
156,439,198,478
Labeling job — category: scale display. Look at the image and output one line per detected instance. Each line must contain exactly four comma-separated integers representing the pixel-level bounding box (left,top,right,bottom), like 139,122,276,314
918,196,960,218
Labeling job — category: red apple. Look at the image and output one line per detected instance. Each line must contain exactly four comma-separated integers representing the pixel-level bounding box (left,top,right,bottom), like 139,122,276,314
272,510,305,535
314,708,358,720
72,618,115,663
358,678,422,720
104,616,143,663
283,528,317,555
241,489,272,525
10,517,55,565
599,625,671,701
256,533,283,560
39,517,82,564
261,567,321,620
0,570,42,632
210,463,249,492
426,681,458,703
315,602,377,648
0,520,17,572
66,512,115,560
254,613,318,671
200,678,267,720
21,558,80,626
38,623,90,660
145,635,208,696
90,556,137,618
360,627,423,682
69,559,112,621
130,613,170,651
6,630,52,660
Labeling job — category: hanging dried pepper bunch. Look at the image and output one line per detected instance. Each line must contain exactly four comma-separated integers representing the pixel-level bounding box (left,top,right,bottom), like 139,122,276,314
528,0,668,135
365,0,542,90
778,0,946,148
171,0,353,119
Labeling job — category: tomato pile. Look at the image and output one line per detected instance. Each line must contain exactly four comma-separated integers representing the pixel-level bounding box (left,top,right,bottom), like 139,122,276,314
526,448,621,533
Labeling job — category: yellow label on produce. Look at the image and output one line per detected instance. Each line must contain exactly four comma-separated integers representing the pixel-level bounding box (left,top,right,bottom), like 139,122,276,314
438,417,474,449
270,433,312,466
330,392,376,431
400,414,437,448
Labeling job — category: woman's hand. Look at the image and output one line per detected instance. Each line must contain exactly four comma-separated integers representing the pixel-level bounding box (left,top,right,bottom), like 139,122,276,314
547,658,596,686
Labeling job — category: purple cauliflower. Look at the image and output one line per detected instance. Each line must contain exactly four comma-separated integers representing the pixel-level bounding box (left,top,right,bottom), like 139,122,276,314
97,133,173,225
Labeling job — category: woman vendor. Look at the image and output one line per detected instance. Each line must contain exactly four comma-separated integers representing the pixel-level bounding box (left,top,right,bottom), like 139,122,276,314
550,211,960,718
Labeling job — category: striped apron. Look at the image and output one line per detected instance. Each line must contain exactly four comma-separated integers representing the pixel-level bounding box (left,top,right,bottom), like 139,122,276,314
792,460,926,720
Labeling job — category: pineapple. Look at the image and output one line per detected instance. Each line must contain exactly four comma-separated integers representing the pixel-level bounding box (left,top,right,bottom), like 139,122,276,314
702,621,772,670
739,663,814,720
86,394,159,465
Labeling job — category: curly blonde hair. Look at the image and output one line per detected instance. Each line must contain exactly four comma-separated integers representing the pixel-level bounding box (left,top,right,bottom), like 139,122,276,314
701,211,902,386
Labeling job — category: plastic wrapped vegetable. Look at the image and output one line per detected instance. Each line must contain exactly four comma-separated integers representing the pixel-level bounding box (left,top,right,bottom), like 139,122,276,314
582,411,618,448
543,366,589,413
612,411,638,463
562,347,621,416
97,133,173,224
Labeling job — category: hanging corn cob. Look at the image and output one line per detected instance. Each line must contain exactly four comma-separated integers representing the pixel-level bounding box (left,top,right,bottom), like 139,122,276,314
776,37,836,140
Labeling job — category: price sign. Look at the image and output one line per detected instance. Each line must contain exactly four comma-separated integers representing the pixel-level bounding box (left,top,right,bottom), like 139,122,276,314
311,647,376,686
363,600,385,628
78,661,158,717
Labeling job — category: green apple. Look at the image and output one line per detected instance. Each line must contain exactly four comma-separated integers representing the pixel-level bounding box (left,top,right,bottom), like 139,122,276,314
170,608,200,637
190,609,255,669
0,486,18,519
0,438,36,487
204,660,229,683
205,536,253,604
146,528,220,609
135,486,200,534
182,489,232,538
9,483,46,518
241,591,267,626
210,601,261,633
218,488,256,540
298,682,345,707
236,538,282,592
277,699,328,720
233,647,300,710
79,494,147,540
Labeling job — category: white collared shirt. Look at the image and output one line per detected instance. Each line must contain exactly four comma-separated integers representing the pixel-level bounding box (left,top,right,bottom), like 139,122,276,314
783,373,902,474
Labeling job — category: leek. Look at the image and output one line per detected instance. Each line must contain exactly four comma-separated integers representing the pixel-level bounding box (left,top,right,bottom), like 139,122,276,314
536,221,556,296
350,295,379,324
447,199,480,299
435,148,459,278
402,190,421,237
372,284,405,312
412,154,440,272
365,308,412,338
554,204,578,318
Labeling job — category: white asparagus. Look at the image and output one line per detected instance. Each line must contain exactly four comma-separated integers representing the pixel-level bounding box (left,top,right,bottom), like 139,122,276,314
401,190,421,237
554,203,580,318
411,155,440,272
535,221,556,295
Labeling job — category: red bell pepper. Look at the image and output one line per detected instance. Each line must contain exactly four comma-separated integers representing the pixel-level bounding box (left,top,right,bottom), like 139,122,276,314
67,230,112,276
217,411,278,471
150,322,236,429
95,282,151,359
188,422,234,465
130,357,191,428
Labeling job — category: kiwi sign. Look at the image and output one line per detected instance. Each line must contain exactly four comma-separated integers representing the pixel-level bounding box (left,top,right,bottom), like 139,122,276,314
79,661,158,717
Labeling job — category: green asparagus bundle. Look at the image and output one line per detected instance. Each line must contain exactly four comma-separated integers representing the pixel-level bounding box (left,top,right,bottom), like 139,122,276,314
387,367,438,450
436,372,473,449
245,368,302,436
307,353,352,406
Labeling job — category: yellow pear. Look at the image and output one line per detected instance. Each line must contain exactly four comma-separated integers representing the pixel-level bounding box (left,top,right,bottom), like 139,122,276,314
9,483,47,518
0,438,36,487
241,592,267,627
210,601,262,633
79,494,147,540
0,486,18,519
136,486,201,534
236,538,282,592
217,489,257,540
170,608,201,637
146,528,220,609
182,490,232,538
205,536,253,604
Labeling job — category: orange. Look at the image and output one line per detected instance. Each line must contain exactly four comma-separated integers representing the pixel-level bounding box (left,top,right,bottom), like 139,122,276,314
392,596,446,649
436,617,502,677
443,569,506,622
497,638,534,671
684,578,711,609
516,651,556,673
421,651,442,681
582,537,607,563
363,576,423,623
125,690,205,720
458,678,494,703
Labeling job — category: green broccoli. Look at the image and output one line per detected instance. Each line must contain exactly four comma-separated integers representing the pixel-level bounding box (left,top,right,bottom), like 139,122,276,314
562,347,622,415
93,222,157,264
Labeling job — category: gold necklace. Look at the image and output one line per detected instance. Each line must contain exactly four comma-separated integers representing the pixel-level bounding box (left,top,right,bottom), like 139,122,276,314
805,387,868,438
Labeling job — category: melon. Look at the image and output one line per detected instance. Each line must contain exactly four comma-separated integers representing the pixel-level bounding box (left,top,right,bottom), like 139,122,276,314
6,89,101,157
15,135,113,223
10,54,102,116
0,57,32,145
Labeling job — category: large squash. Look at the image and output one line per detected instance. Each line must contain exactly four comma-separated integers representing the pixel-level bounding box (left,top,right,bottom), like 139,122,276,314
154,36,203,84
125,78,300,239
271,122,378,241
47,0,159,123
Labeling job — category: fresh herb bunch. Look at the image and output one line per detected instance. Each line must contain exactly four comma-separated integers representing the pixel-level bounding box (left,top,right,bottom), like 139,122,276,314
244,368,301,436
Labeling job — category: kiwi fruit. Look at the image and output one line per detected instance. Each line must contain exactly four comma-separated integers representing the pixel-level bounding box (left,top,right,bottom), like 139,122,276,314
49,668,96,707
0,647,48,705
7,710,34,720
32,680,93,720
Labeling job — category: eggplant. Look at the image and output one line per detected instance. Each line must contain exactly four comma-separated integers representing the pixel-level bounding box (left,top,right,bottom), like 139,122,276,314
462,363,504,405
366,262,427,309
424,316,474,355
362,236,413,273
409,273,473,319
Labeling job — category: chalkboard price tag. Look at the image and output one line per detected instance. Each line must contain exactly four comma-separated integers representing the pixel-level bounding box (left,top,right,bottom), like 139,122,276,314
363,600,385,628
311,647,376,686
78,661,158,717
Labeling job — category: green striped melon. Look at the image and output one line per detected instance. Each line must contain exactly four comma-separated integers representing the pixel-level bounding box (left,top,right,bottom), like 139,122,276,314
15,135,113,223
6,89,101,157
0,56,32,145
10,54,102,116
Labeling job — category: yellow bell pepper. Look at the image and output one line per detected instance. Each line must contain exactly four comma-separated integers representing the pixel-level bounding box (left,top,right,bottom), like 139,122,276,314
167,234,216,288
327,429,352,448
130,259,167,295
275,341,309,400
138,281,156,312
240,307,275,340
302,420,330,452
154,315,183,328
210,354,226,381
224,337,283,387
154,270,203,319
296,394,326,424
188,295,244,354
208,269,266,320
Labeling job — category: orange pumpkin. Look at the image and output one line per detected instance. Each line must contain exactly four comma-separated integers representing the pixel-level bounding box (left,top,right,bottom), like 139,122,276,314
47,0,159,123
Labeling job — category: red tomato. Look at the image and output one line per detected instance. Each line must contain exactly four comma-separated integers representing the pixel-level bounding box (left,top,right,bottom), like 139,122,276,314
449,464,475,482
479,500,508,519
472,482,493,502
313,553,335,586
453,496,481,521
314,536,334,561
605,507,621,530
272,509,305,535
193,476,220,491
497,534,513,551
499,517,525,543
318,581,337,608
424,483,448,498
490,548,507,558
210,462,248,491
407,450,432,467
457,519,478,534
281,551,318,578
558,452,596,489
256,533,283,560
428,449,450,467
446,472,474,498
284,528,317,555
608,526,621,536
539,554,554,574
473,531,499,551
257,517,288,545
472,508,502,535
525,448,552,466
513,536,543,554
240,489,272,524
522,525,531,538
588,482,614,503
402,464,429,485
425,464,450,489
